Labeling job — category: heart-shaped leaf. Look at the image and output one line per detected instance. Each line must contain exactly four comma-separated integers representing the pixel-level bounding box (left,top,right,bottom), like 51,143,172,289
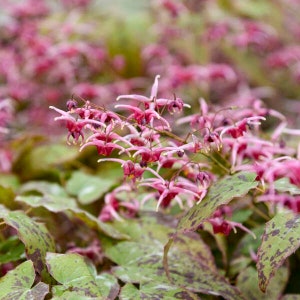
0,260,49,300
103,215,244,300
46,253,104,299
66,171,118,205
0,210,56,282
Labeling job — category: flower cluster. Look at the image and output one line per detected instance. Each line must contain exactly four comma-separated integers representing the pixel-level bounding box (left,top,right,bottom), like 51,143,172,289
52,74,300,232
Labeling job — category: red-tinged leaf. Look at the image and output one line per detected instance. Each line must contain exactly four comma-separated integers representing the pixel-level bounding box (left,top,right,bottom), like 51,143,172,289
257,211,300,292
0,210,56,282
0,260,49,300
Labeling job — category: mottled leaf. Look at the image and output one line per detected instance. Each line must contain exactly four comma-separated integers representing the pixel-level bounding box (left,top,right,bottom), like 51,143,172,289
96,273,119,300
66,171,117,205
119,282,199,300
177,172,258,232
0,260,49,300
103,216,244,300
0,210,56,282
16,195,128,239
119,284,140,300
111,213,216,270
257,212,300,292
237,266,288,299
46,253,104,299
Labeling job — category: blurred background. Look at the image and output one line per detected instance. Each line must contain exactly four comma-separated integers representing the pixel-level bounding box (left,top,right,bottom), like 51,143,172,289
0,0,300,170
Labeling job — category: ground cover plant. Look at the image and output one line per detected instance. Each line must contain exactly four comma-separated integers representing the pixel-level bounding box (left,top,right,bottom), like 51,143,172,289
0,0,300,299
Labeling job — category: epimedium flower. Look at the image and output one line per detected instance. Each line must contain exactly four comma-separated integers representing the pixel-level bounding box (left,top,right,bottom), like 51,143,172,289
114,104,170,128
116,74,190,114
207,206,255,237
97,158,164,183
98,185,139,222
49,105,106,144
139,176,202,211
220,116,266,139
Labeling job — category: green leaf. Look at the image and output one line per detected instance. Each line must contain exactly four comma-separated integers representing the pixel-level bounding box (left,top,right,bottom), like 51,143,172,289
111,213,216,270
231,209,253,224
0,173,20,190
13,142,79,180
0,260,49,300
0,236,25,264
29,144,79,168
0,185,18,210
16,195,128,239
119,282,199,300
257,212,300,292
0,210,56,281
103,215,244,300
119,284,140,300
66,171,116,204
20,181,69,197
46,253,104,299
96,273,119,299
177,172,258,232
236,266,288,299
234,226,265,257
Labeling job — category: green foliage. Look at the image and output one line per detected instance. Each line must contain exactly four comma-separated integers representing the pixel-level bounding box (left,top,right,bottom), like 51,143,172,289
66,171,117,205
15,194,127,239
257,211,300,292
236,265,289,299
0,236,25,264
0,260,49,300
177,172,258,232
0,210,56,282
46,253,105,299
104,215,243,299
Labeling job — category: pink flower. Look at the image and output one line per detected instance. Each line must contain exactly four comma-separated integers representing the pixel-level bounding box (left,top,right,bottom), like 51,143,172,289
50,106,106,144
98,185,139,221
259,193,300,213
115,104,170,128
140,177,201,211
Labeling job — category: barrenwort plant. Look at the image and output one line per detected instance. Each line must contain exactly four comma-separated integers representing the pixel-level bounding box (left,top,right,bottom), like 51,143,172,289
0,0,300,299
